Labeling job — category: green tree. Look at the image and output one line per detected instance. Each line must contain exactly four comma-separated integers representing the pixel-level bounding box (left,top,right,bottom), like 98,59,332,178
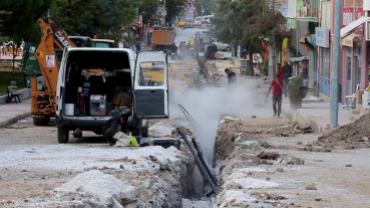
212,0,288,74
194,0,215,16
138,0,161,24
51,0,139,41
164,0,189,23
0,0,53,79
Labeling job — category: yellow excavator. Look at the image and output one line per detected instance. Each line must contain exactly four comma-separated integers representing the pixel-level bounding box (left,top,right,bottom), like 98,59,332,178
141,64,194,92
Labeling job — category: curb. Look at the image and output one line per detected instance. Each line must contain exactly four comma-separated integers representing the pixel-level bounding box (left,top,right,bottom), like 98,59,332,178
0,111,31,128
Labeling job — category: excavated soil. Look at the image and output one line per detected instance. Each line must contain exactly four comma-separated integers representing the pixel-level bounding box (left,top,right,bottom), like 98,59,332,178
318,113,370,148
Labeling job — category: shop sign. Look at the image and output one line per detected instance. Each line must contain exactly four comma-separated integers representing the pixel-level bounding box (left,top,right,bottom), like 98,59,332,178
316,27,330,48
341,37,353,47
367,21,370,41
343,7,364,35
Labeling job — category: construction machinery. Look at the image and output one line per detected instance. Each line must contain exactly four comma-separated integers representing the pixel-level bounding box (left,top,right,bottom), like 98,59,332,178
21,17,118,126
141,64,194,92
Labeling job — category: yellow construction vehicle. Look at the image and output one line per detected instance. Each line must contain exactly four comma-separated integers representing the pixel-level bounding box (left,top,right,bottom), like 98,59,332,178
141,64,194,92
31,16,77,125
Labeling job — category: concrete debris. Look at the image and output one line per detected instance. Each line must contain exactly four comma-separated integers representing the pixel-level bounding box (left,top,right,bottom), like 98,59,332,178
254,129,262,134
55,170,138,205
149,121,175,137
305,184,317,190
181,198,211,208
274,156,304,165
257,151,280,160
215,53,224,59
345,164,352,167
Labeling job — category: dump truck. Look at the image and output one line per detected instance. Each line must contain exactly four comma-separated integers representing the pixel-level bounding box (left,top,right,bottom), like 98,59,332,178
151,27,176,51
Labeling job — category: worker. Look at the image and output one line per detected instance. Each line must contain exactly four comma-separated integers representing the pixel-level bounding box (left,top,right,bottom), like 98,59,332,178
135,41,141,53
277,63,284,81
225,68,237,86
266,74,284,118
282,60,292,97
102,114,129,146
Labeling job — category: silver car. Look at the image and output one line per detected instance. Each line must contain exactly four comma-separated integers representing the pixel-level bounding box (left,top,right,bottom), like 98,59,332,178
214,41,231,51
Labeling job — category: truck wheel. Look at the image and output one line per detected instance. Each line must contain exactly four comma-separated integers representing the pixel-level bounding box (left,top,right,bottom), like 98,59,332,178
58,126,69,143
33,116,50,126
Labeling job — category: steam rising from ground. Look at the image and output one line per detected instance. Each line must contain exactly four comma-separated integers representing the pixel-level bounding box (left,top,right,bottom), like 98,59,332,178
170,77,270,162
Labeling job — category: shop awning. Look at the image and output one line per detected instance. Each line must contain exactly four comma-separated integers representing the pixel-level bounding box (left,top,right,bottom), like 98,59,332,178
340,17,370,38
299,36,314,53
341,34,361,47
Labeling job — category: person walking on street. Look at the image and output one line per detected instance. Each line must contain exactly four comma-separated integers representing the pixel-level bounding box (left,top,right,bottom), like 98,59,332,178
300,61,308,86
267,74,284,118
282,60,292,97
225,68,237,86
135,41,141,53
277,63,284,81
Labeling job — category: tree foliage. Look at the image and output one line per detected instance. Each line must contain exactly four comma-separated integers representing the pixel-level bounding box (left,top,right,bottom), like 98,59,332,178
212,0,287,54
194,0,215,16
138,0,161,24
51,0,139,40
163,0,189,23
0,0,53,42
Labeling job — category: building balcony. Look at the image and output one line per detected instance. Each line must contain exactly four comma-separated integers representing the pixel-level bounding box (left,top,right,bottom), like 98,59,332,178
287,0,320,29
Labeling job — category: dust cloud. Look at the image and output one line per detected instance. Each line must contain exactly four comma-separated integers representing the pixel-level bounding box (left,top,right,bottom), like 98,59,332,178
170,77,270,162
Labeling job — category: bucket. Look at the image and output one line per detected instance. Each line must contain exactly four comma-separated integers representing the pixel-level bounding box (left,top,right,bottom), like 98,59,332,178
65,104,74,115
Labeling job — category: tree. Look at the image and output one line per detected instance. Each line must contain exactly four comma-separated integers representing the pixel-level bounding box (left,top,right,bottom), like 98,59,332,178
194,0,215,16
51,0,139,41
163,0,190,23
138,0,161,24
0,0,53,79
212,0,288,75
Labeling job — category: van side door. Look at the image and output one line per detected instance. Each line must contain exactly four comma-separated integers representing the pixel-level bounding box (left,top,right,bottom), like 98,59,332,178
133,51,169,118
56,47,69,117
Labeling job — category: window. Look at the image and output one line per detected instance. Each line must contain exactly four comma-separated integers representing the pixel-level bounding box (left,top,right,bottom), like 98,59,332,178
139,62,165,86
93,42,112,48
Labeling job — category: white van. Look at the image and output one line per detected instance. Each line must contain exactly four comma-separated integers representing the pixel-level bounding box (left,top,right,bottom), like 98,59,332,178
55,48,169,143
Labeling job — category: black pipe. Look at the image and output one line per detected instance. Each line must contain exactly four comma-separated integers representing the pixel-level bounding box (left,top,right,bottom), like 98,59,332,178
177,128,217,196
191,138,217,186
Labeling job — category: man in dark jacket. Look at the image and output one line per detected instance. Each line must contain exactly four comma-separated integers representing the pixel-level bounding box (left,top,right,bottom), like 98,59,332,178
225,68,237,86
102,114,130,146
282,60,292,97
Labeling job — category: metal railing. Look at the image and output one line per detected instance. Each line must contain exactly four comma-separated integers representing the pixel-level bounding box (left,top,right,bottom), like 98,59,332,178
288,0,320,18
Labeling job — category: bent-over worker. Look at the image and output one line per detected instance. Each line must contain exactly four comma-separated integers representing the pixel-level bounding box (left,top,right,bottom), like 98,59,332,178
225,68,237,86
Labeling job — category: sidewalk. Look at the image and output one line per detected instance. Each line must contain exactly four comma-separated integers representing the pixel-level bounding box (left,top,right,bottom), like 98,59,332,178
0,98,31,128
282,99,361,133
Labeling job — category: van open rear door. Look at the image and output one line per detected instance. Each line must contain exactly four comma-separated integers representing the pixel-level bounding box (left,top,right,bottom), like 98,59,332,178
133,51,169,118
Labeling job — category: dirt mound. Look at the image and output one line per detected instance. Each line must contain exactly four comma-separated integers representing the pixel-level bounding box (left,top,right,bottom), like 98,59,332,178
319,113,370,144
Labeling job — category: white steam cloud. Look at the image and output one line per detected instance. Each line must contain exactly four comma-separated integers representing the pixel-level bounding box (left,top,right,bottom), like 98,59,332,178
169,77,271,162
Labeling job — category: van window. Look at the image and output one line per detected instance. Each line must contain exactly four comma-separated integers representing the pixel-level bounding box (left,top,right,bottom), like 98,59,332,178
140,62,165,86
93,42,113,48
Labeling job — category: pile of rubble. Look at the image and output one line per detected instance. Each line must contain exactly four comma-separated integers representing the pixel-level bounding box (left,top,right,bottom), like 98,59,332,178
319,113,370,148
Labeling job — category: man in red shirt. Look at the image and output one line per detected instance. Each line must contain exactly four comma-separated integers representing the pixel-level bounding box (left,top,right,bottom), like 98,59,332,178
267,74,284,118
277,63,284,81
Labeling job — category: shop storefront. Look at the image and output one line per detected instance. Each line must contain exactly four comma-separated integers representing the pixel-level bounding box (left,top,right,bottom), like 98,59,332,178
316,27,330,97
341,34,362,99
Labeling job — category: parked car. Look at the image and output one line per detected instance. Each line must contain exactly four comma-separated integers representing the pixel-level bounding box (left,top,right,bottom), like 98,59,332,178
214,41,231,51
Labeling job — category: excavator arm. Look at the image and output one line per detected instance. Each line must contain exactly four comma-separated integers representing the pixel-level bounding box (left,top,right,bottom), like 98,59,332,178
34,17,75,106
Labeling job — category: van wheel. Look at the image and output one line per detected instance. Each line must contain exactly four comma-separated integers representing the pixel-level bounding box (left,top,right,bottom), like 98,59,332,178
58,127,69,143
33,116,50,126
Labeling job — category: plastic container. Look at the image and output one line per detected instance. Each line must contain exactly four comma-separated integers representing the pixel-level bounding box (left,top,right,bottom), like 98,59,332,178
363,91,370,100
65,104,74,115
362,95,370,109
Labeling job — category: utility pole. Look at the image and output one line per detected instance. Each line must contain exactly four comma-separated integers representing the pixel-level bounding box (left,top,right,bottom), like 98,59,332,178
201,0,203,16
269,0,277,80
163,0,166,26
330,0,342,127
